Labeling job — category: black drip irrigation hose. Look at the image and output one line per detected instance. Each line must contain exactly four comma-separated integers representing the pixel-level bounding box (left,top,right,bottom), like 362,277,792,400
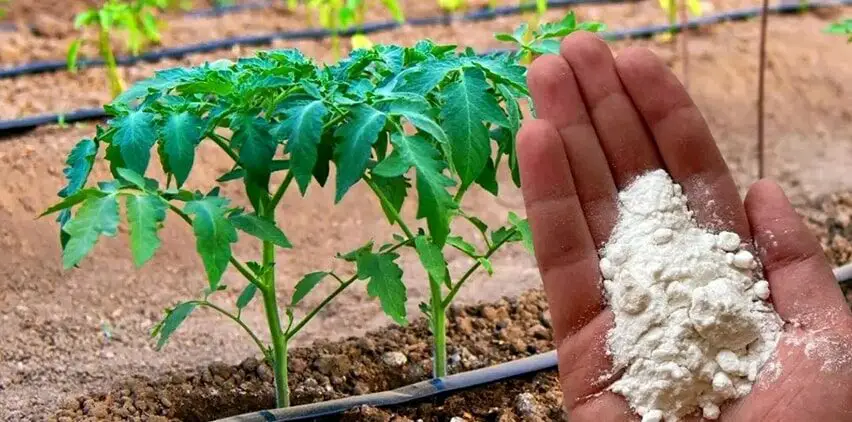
0,0,632,80
0,0,849,137
213,264,852,422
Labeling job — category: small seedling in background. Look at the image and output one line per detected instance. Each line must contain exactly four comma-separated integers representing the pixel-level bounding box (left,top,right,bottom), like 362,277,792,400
496,11,606,64
657,0,702,42
68,0,168,97
0,0,9,19
308,0,404,58
438,0,466,14
825,18,852,42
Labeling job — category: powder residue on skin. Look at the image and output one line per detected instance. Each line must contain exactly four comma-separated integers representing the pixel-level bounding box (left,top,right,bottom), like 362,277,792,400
600,169,784,421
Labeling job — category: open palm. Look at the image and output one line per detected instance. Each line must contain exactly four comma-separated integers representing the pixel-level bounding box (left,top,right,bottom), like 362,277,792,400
516,32,852,421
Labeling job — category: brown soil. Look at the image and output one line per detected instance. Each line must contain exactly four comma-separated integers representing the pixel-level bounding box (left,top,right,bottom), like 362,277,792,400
0,6,850,422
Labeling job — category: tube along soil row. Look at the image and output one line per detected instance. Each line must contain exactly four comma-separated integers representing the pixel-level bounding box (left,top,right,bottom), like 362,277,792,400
0,0,633,79
214,262,852,422
0,1,848,137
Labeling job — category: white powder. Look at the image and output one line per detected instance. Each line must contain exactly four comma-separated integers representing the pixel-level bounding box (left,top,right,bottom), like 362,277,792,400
600,170,783,421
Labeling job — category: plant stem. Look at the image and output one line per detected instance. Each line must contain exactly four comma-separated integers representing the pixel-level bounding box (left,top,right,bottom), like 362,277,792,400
207,132,242,164
365,177,415,239
429,275,448,378
99,27,124,98
192,300,269,361
269,172,295,210
287,275,357,340
757,0,769,180
261,238,289,408
442,227,515,308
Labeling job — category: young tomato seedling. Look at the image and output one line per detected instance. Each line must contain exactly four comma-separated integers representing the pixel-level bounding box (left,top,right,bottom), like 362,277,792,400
496,11,606,64
825,18,852,42
308,0,404,58
68,0,167,97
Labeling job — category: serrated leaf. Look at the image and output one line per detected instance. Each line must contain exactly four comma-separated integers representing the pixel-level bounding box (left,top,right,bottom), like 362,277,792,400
62,193,120,269
229,213,292,248
276,99,328,194
111,111,158,176
290,271,329,306
375,133,456,245
477,257,494,275
185,196,238,289
396,59,459,95
236,284,258,309
509,211,534,253
125,193,166,267
388,107,448,146
414,236,448,287
333,105,387,202
153,301,197,350
339,241,374,262
447,235,477,257
161,112,203,187
440,67,508,189
475,156,498,196
42,188,105,218
357,252,407,325
232,115,277,195
116,167,148,190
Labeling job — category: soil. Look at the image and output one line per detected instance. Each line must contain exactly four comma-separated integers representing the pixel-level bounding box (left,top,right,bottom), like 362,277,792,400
0,4,849,422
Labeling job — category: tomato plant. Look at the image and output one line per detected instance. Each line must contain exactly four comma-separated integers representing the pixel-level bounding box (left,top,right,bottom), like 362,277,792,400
657,0,702,42
307,0,404,58
0,0,9,19
496,11,605,64
826,18,852,42
68,0,169,98
45,11,602,409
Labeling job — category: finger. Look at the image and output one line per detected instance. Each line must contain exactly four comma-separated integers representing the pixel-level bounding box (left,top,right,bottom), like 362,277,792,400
559,32,664,188
570,391,638,422
744,180,850,325
614,47,751,240
557,310,621,409
528,53,619,246
517,119,603,342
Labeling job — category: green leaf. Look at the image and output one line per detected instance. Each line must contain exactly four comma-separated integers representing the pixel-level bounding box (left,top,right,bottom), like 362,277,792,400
125,193,167,267
440,67,508,189
42,188,105,218
67,39,82,72
357,252,407,325
414,236,448,287
276,99,329,194
229,213,292,248
236,284,258,309
375,133,456,245
161,112,204,187
291,271,329,306
74,9,99,28
494,33,520,43
477,256,494,275
116,167,148,190
396,60,458,95
387,106,449,146
509,211,534,253
475,156,498,196
153,301,197,350
58,138,98,198
62,193,121,269
447,235,478,257
333,104,387,202
111,110,158,176
339,240,374,262
185,197,238,289
232,115,277,194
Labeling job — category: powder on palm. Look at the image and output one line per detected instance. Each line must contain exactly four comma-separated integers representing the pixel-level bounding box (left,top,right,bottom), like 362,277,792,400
600,169,783,421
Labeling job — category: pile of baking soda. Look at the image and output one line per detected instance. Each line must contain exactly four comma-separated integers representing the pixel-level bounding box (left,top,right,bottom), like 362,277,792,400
600,169,784,422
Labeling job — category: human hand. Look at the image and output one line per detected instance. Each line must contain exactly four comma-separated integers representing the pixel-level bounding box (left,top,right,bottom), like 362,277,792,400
516,32,852,421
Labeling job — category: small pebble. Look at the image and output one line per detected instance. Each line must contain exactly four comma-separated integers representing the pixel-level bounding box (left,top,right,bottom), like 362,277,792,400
381,351,407,367
599,258,615,279
753,280,770,300
712,372,734,395
715,350,743,375
732,250,755,269
716,231,741,252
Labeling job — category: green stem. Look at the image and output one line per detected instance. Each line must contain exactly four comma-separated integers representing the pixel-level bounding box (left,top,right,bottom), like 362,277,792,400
192,300,269,361
365,177,415,239
208,133,242,164
261,238,289,408
442,227,516,308
429,275,447,378
286,275,356,340
99,27,124,98
269,171,295,211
